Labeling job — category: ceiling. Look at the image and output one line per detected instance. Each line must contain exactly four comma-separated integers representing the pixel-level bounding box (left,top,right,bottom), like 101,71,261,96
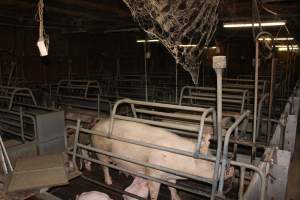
0,0,299,39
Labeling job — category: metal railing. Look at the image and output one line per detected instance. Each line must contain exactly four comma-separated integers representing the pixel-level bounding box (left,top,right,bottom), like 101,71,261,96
179,86,249,114
56,79,103,98
0,86,37,110
68,99,266,200
51,80,113,117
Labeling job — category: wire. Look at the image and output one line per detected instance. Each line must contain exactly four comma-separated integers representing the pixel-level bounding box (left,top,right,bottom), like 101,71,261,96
36,0,49,43
36,0,49,54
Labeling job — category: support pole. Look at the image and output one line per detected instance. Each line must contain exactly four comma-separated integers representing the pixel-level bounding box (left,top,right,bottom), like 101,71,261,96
144,41,148,102
253,39,259,140
267,56,276,144
175,61,178,103
254,31,274,143
212,56,226,199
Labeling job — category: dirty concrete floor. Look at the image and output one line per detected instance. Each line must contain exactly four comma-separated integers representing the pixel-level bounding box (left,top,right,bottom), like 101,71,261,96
286,115,300,200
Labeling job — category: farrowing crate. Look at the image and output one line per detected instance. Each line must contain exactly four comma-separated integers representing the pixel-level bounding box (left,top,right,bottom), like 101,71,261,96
0,86,65,155
179,86,249,114
68,99,266,200
51,80,113,124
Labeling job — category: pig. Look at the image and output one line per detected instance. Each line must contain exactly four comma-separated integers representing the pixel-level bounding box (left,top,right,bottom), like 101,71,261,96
123,176,149,200
91,119,216,200
76,191,113,200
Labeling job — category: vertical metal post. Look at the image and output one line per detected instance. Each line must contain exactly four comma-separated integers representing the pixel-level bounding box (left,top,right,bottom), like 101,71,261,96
68,59,72,81
144,41,148,102
214,67,224,199
212,56,226,199
175,61,178,103
239,166,246,199
72,119,81,170
0,144,8,174
19,107,25,143
0,135,13,173
267,56,276,144
253,39,259,141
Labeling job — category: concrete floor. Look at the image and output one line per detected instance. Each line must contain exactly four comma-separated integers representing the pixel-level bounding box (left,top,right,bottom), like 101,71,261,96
286,116,300,200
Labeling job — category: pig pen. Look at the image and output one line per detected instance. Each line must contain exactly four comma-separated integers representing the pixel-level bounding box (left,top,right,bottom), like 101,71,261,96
59,98,273,200
48,79,113,126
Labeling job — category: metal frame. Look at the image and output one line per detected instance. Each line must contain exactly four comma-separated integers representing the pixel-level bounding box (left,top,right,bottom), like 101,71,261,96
56,79,102,98
68,99,266,200
179,86,249,113
0,107,37,142
52,80,113,117
223,78,268,99
0,86,64,154
113,75,175,102
0,86,37,110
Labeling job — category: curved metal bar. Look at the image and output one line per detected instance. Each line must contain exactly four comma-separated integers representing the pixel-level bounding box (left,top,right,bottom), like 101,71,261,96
256,93,269,139
231,160,266,200
8,87,37,110
109,98,215,137
195,108,216,157
218,110,251,195
179,85,249,114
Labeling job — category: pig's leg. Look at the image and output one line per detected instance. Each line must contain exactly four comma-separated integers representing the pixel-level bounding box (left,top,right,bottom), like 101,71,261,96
168,180,181,200
97,154,113,185
148,181,160,200
81,149,92,171
103,166,112,185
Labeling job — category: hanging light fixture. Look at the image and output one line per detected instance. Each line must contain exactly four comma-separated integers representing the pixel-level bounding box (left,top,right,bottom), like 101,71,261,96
258,37,294,41
36,0,49,56
223,21,286,28
136,39,159,43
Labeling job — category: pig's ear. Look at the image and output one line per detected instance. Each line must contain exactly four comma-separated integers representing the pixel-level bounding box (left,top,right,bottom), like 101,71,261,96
75,194,79,200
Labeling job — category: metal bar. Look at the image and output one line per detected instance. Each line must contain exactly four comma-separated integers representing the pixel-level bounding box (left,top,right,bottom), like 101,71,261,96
113,99,210,112
195,109,216,157
182,96,242,103
72,120,81,170
253,36,260,157
239,166,246,199
190,93,245,100
231,160,266,200
73,153,211,198
72,125,215,162
179,86,249,114
0,87,38,110
211,67,224,200
75,143,214,183
0,135,13,172
256,93,269,139
175,61,178,103
113,115,201,133
267,57,276,144
130,104,137,118
135,108,206,121
218,111,251,194
144,42,148,102
19,107,25,143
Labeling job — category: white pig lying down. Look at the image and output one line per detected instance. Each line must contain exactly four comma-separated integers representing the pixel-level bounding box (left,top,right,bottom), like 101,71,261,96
91,119,228,200
76,191,113,200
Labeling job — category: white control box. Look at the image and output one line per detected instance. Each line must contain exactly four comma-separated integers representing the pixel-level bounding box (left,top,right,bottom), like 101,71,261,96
213,56,226,69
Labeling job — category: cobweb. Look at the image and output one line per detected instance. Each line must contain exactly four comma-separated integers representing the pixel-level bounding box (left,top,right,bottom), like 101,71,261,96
122,0,220,84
